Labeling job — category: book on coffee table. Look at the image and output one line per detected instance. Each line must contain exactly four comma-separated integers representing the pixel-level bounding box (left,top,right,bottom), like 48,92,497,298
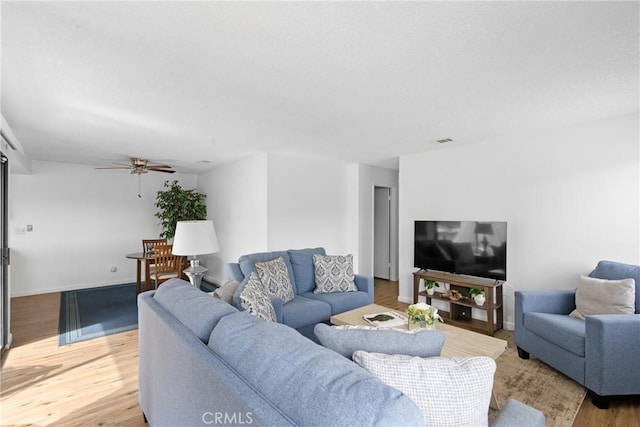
363,311,408,329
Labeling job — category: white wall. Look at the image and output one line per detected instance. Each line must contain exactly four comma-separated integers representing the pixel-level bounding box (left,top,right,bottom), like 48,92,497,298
356,164,399,279
197,154,268,283
399,114,639,329
267,153,349,254
10,160,197,296
198,153,352,284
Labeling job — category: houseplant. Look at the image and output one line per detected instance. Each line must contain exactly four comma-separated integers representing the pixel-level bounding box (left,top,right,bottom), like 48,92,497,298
406,302,443,330
424,279,439,296
469,288,486,306
155,180,207,239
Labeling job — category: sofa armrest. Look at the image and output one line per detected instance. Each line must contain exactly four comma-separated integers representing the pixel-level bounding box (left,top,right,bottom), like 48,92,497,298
269,295,284,324
515,290,576,349
491,399,545,427
226,263,244,282
585,314,640,395
516,290,576,315
354,274,373,295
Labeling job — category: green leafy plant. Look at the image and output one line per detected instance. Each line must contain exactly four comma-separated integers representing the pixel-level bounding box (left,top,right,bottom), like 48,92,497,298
469,288,484,297
154,180,207,239
425,279,439,290
406,303,443,326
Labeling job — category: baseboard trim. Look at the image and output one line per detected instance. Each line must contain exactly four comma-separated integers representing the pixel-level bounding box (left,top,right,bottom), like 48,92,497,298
397,295,412,304
203,274,221,287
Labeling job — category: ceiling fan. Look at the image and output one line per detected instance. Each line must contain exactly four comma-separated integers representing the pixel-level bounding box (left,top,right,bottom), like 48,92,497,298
96,157,175,175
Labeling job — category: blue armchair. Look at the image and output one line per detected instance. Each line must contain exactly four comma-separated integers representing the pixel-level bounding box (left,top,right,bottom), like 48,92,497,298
515,260,640,409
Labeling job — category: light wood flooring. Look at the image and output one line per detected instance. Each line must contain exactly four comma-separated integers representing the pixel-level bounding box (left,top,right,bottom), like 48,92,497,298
1,281,638,426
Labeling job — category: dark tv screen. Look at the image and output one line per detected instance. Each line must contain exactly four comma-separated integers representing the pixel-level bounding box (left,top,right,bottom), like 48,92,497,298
414,221,507,281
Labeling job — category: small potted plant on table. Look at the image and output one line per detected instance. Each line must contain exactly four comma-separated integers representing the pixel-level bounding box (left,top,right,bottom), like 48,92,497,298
424,279,439,296
469,288,486,306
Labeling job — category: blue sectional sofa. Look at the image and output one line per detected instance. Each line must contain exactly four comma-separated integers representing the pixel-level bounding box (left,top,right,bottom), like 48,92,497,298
515,260,640,408
138,279,545,426
227,247,373,339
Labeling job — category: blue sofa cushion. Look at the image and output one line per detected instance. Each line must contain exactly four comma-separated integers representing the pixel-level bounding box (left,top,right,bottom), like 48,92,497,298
154,278,238,343
208,312,424,426
287,247,326,294
301,290,372,315
281,296,331,329
589,260,640,313
238,251,298,294
524,312,586,356
314,323,445,359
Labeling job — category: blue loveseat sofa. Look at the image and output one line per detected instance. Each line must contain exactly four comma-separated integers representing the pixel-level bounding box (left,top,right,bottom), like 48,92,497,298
515,260,640,408
227,247,373,339
139,279,545,426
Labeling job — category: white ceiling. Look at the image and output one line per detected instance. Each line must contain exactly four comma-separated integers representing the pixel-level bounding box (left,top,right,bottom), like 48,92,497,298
1,1,638,173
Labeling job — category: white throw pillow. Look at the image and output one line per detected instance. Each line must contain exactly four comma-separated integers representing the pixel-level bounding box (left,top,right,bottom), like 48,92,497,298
569,275,635,320
239,272,276,322
353,352,495,427
254,257,295,303
313,254,358,294
213,280,240,305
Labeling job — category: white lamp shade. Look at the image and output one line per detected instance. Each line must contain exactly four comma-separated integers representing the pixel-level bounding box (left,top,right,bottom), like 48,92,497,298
172,220,220,256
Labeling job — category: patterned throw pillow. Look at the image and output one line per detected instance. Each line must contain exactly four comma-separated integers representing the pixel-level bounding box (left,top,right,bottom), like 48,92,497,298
254,257,295,303
313,254,358,294
353,352,495,427
239,272,276,322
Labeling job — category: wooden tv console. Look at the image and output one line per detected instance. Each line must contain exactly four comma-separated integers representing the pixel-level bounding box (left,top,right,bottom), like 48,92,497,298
412,270,503,336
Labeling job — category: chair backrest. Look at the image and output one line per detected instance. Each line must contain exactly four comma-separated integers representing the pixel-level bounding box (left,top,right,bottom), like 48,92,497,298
153,244,181,285
142,238,167,254
589,260,640,313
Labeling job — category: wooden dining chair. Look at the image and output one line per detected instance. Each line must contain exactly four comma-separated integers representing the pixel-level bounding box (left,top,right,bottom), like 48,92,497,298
142,238,167,255
150,244,182,289
142,238,167,277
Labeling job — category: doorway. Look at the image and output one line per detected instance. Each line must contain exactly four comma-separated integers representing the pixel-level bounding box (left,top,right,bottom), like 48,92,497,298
0,153,8,353
373,186,391,280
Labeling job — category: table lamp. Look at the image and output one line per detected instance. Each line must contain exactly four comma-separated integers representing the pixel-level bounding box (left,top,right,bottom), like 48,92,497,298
172,220,220,289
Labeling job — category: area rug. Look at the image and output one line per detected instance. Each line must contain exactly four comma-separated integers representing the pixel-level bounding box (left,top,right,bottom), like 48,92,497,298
489,332,587,426
58,283,138,345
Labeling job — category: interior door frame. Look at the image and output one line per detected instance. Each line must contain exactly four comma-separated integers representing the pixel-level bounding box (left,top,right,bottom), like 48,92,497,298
1,153,9,353
373,186,391,279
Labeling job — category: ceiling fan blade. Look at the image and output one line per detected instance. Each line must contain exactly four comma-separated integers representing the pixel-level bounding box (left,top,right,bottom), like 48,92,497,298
146,164,173,169
148,168,176,173
96,166,133,170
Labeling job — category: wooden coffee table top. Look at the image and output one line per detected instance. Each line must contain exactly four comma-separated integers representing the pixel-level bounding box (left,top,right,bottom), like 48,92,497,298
330,304,507,360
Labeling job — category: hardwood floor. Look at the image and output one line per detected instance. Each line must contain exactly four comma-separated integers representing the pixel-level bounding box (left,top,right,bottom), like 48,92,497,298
1,292,145,426
1,281,638,426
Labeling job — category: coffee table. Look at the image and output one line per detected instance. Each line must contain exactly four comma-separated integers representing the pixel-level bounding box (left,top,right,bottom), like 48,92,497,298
330,304,508,408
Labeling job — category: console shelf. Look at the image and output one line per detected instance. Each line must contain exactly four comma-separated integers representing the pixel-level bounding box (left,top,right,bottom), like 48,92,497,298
412,270,503,336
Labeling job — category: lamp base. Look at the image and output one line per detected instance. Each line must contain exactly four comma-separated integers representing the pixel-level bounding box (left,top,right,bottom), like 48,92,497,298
183,258,208,290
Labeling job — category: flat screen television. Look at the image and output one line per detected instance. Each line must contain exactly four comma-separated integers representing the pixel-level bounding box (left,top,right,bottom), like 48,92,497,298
414,221,507,281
